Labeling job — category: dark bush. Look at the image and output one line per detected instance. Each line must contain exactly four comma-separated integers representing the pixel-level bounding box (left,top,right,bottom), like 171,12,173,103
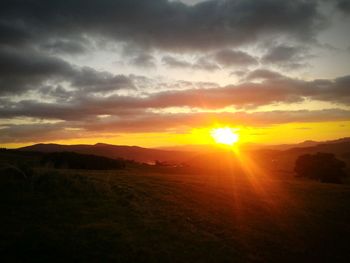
41,152,126,170
0,165,30,194
0,165,27,180
294,152,346,183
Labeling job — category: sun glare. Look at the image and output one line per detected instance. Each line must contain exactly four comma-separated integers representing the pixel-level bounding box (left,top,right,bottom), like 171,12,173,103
211,128,239,146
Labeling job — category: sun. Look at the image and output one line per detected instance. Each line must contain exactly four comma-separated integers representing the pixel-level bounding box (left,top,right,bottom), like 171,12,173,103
211,127,239,146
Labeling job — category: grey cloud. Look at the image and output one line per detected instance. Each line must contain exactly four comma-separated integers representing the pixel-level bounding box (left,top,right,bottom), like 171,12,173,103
0,48,73,77
0,123,64,143
0,20,32,46
0,47,136,96
71,67,135,93
213,49,258,67
336,0,350,13
39,85,74,102
192,57,220,71
311,75,350,104
40,39,88,54
162,56,193,68
180,49,259,72
0,0,346,144
230,70,247,77
162,55,220,71
261,45,311,69
59,108,350,134
0,122,90,144
2,108,348,143
129,53,156,68
0,0,326,52
0,47,74,95
2,74,350,121
244,69,285,81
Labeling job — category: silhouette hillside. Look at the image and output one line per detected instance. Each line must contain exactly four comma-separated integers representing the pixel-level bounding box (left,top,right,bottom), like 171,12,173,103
254,141,350,173
19,143,197,163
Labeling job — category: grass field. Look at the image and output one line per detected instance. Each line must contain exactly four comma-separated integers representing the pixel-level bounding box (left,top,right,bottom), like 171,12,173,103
1,166,350,262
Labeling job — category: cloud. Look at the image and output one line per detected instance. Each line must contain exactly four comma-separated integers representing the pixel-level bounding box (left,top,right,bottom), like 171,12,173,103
0,123,67,143
162,55,220,71
71,67,135,93
162,56,192,68
128,53,156,68
0,47,137,96
0,47,74,95
40,39,88,54
1,108,349,143
2,74,350,122
230,70,247,77
0,0,326,52
336,0,350,14
261,44,311,69
192,57,220,71
81,109,350,133
213,49,258,67
311,75,350,104
244,69,285,81
0,0,347,144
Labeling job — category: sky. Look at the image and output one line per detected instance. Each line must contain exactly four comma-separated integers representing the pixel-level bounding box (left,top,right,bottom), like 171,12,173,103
0,0,350,148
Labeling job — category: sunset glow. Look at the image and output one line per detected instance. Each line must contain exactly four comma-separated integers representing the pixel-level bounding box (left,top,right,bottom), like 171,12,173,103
0,0,349,149
211,128,239,146
1,2,350,261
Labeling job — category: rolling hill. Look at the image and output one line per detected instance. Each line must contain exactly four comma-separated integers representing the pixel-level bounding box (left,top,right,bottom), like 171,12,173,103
18,143,196,164
17,138,350,174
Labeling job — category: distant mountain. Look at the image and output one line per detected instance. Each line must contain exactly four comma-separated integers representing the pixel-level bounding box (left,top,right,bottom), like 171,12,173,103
157,138,350,153
156,142,266,152
18,143,197,163
17,138,350,171
254,140,350,173
263,137,350,151
283,141,350,158
156,144,208,152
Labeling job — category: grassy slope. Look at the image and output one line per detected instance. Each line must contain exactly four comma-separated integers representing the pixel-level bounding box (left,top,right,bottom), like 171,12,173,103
1,168,350,262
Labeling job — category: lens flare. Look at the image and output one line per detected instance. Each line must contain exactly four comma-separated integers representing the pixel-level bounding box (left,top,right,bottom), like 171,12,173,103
211,128,239,145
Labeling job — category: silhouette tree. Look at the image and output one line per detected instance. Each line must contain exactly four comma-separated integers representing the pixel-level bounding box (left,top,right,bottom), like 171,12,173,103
294,152,346,183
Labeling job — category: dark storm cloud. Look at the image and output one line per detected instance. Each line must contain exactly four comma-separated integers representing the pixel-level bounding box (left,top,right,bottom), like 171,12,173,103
71,67,135,93
244,69,285,81
0,20,32,46
0,123,66,143
40,39,88,55
163,49,258,71
0,0,331,97
230,70,247,77
129,53,156,68
162,56,193,68
336,0,350,13
71,107,347,133
162,55,219,71
2,69,350,143
192,57,220,71
0,49,71,77
2,108,349,143
213,49,258,67
0,47,74,95
1,0,348,144
0,0,326,51
261,45,311,69
312,75,350,104
0,47,136,96
2,74,350,122
81,109,350,133
131,75,350,109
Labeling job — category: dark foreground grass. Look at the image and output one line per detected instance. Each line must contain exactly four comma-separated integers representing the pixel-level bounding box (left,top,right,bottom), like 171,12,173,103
1,167,350,262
